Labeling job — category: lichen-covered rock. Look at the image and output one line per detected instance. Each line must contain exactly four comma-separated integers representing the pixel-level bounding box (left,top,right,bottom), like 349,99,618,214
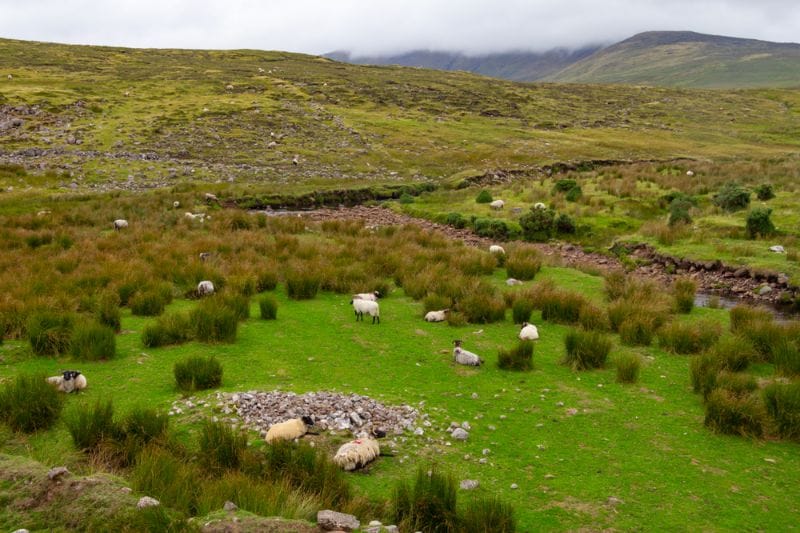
317,510,360,531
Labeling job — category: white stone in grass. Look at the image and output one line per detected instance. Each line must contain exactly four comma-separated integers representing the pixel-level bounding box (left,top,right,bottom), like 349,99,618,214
451,428,469,440
460,479,480,490
137,496,160,509
510,483,519,489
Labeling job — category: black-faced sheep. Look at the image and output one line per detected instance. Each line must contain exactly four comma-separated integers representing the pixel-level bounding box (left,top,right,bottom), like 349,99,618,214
533,202,546,210
424,309,449,322
113,219,128,231
265,415,314,443
351,298,380,324
453,340,483,366
353,291,381,301
519,322,539,341
333,432,380,471
197,280,215,296
46,370,87,393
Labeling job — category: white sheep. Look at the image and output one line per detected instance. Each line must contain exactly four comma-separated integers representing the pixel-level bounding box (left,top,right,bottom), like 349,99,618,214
199,252,212,261
113,219,128,231
184,212,205,222
686,170,695,177
265,416,314,443
533,202,546,210
453,340,482,366
489,199,505,210
424,309,449,322
353,291,381,301
333,433,380,471
173,201,180,208
351,298,380,324
204,193,220,204
292,155,299,165
197,280,215,296
489,245,505,255
46,371,87,393
519,322,539,341
506,278,523,286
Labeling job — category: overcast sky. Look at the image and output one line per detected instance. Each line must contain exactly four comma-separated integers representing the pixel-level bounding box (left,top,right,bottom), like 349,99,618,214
1,0,798,56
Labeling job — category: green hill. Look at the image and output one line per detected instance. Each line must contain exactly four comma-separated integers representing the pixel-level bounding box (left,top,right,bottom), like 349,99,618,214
548,31,800,88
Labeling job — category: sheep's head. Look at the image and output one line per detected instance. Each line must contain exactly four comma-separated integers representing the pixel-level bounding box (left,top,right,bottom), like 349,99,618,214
371,427,387,438
453,339,462,347
301,415,314,426
521,322,529,327
373,290,381,298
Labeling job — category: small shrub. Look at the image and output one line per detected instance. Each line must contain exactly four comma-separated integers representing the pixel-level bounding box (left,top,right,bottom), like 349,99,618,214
704,389,763,437
220,293,250,321
552,179,577,194
690,353,722,398
578,303,608,331
472,218,512,240
505,249,541,280
191,300,238,343
0,373,63,432
711,335,756,372
446,311,467,327
773,337,800,375
461,496,516,533
615,353,641,384
519,207,555,242
603,270,628,301
730,305,772,333
174,355,223,391
498,340,534,371
475,189,493,203
713,182,750,212
673,278,696,314
27,311,74,356
423,294,452,314
445,212,468,229
256,270,278,292
394,468,459,533
199,419,248,471
511,299,533,324
618,317,655,347
259,295,278,320
555,213,576,234
746,207,775,239
563,329,612,370
458,291,506,324
96,291,121,332
129,290,167,317
70,320,116,361
715,371,758,397
540,291,586,324
65,399,116,451
141,312,193,348
120,407,170,447
286,268,321,300
398,192,414,204
738,319,785,361
755,184,775,201
565,186,582,202
763,383,800,440
658,320,721,355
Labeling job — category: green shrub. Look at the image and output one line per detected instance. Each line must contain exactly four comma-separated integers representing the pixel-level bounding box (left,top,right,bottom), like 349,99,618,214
399,192,414,204
220,293,250,321
174,355,223,392
190,300,238,343
563,329,612,370
70,320,116,361
673,278,696,314
578,303,608,331
552,179,577,194
461,496,516,533
286,268,321,300
142,312,193,348
27,311,74,356
445,212,468,229
256,270,278,292
755,184,775,201
96,291,121,332
505,249,541,280
565,185,582,202
394,468,459,533
746,207,775,239
729,305,772,333
65,399,116,451
498,340,534,371
475,189,493,204
446,311,467,327
690,353,722,398
133,447,201,516
511,299,533,324
658,320,721,355
738,319,785,361
773,337,800,375
129,290,167,316
711,335,756,372
259,295,278,320
715,371,758,397
615,353,641,384
199,419,248,472
668,197,693,226
618,317,655,346
555,213,576,234
704,389,763,437
713,182,751,212
0,373,63,432
763,383,800,440
519,208,555,242
472,218,512,240
423,294,452,314
540,291,586,324
458,291,506,324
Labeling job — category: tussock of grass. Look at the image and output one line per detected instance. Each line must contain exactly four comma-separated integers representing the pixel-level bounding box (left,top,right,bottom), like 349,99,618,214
563,329,612,370
658,320,721,355
174,356,223,392
498,340,534,371
0,372,63,432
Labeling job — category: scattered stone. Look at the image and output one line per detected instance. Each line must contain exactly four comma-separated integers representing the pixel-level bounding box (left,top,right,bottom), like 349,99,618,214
47,466,69,481
223,500,238,511
471,392,479,399
385,526,399,533
120,487,132,494
460,479,480,490
137,496,160,509
317,510,360,531
451,428,469,440
12,529,30,533
368,520,383,527
607,496,624,506
764,458,777,464
544,474,556,480
758,285,773,296
510,483,519,489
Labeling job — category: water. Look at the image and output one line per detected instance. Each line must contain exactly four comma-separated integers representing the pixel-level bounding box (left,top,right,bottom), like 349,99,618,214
694,292,793,321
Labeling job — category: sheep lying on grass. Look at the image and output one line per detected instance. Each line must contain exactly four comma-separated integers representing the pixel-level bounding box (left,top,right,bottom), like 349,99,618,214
184,212,205,222
453,340,483,366
353,291,381,301
490,199,505,210
424,309,449,322
113,219,128,231
333,432,380,471
46,370,87,393
533,202,546,210
351,298,380,324
265,415,314,443
197,280,215,296
519,322,539,341
489,245,505,255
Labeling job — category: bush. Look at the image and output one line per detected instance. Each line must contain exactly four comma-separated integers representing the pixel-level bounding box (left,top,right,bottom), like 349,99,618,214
398,192,414,204
511,299,533,324
174,355,223,392
259,295,278,320
755,184,775,201
711,335,756,372
256,270,278,292
27,311,74,356
220,293,250,321
690,353,722,398
773,337,800,375
199,419,248,472
191,300,238,343
730,305,772,333
505,248,541,281
120,406,170,447
423,294,452,314
673,278,696,314
715,371,758,397
615,353,641,384
458,291,506,324
737,319,785,361
565,185,582,202
0,373,63,432
552,179,577,194
713,183,751,212
618,317,655,346
70,320,116,361
445,212,468,229
65,399,116,451
394,468,459,533
461,496,516,533
286,268,321,300
498,340,534,371
141,312,193,348
763,383,800,440
519,207,555,242
540,291,586,324
658,320,721,355
704,389,763,437
563,329,612,370
475,189,493,204
129,290,167,316
578,303,608,331
97,291,121,332
668,197,694,226
555,213,576,234
472,218,512,240
746,207,775,239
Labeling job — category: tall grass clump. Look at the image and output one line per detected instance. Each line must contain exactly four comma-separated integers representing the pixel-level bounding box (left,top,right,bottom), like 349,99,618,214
538,289,587,325
563,329,612,370
259,294,278,320
0,372,63,432
690,353,722,399
505,248,541,281
220,293,250,321
27,311,74,356
511,298,533,324
196,472,315,521
498,340,534,371
658,320,722,354
64,399,116,451
423,294,452,314
114,407,171,465
578,303,608,331
475,189,493,204
174,355,223,392
618,316,656,346
132,446,201,516
673,278,696,314
458,291,506,324
615,353,641,383
190,299,238,343
96,291,121,332
461,496,517,533
256,269,278,292
704,389,764,437
129,290,167,316
141,312,193,348
70,320,116,361
394,468,459,533
773,337,800,375
729,305,772,333
714,371,758,397
286,267,321,300
763,383,800,440
199,419,248,472
710,335,756,372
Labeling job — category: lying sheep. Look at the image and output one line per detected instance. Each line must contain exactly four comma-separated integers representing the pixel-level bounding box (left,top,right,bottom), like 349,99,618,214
490,199,505,210
46,371,87,393
353,291,381,301
519,322,539,341
333,432,380,471
533,202,546,210
425,309,449,322
489,245,505,255
265,415,314,443
351,298,380,324
506,278,523,286
199,252,212,261
184,212,205,221
113,219,128,231
453,340,483,366
197,280,215,296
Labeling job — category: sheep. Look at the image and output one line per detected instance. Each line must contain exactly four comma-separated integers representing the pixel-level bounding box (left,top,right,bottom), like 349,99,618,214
113,219,128,231
351,298,380,324
292,155,299,165
173,201,180,208
453,340,483,366
506,278,523,286
265,415,314,443
686,170,695,177
199,252,212,261
519,322,539,341
489,245,505,255
533,202,547,210
204,193,220,205
46,371,87,393
333,432,381,471
489,199,505,210
197,280,215,296
184,212,205,221
424,309,449,322
353,291,381,301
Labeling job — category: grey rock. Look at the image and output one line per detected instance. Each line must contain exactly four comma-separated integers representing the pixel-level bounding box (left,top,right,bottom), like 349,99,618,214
769,245,786,254
368,520,383,527
223,500,238,511
460,479,480,490
758,284,773,296
607,496,624,506
451,428,469,440
386,526,399,533
317,510,360,531
12,529,30,533
137,496,160,509
47,466,69,481
510,483,519,489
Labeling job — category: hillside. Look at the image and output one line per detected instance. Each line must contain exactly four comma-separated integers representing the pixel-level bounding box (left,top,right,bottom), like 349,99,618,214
548,31,800,88
325,47,601,82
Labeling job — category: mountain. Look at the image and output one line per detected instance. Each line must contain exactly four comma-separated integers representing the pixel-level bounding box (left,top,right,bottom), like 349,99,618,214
325,47,602,82
547,31,800,88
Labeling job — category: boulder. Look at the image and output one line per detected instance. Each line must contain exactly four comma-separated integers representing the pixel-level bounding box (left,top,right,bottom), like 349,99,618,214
317,510,360,531
47,466,69,481
460,479,480,490
451,428,469,441
137,496,160,509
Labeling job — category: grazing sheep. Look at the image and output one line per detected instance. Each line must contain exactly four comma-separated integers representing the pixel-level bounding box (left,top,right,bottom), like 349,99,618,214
506,278,523,286
204,193,220,205
533,202,546,210
258,67,265,73
489,245,505,255
184,212,206,221
265,415,314,443
425,309,449,322
353,291,381,301
292,155,299,165
197,280,215,296
489,199,505,210
453,340,483,366
519,322,539,341
333,432,380,471
113,219,128,231
173,201,180,208
351,298,380,324
46,371,87,393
